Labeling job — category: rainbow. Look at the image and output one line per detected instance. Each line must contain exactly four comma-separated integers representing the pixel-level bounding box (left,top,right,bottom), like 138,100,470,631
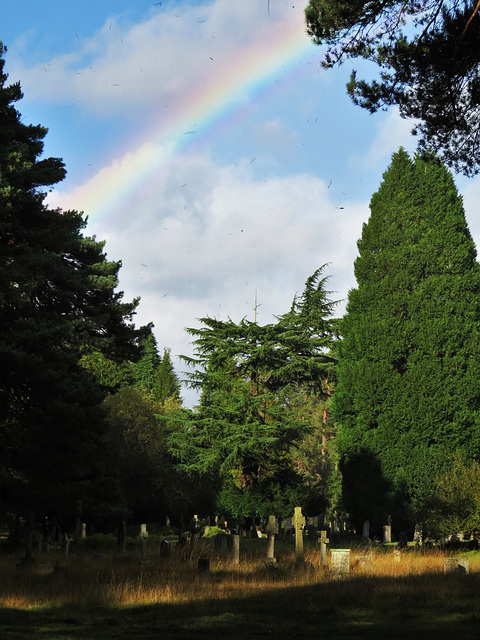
56,7,318,227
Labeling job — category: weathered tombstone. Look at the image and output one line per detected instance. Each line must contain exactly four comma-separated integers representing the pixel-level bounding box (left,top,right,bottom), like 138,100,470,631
292,507,306,563
398,531,408,549
81,523,87,540
231,533,240,565
362,520,370,542
160,539,171,557
140,524,150,566
319,530,329,567
444,558,469,574
63,532,71,558
331,549,350,575
413,524,423,545
266,515,279,565
198,557,210,573
383,525,392,543
284,517,293,539
394,549,402,563
214,534,227,554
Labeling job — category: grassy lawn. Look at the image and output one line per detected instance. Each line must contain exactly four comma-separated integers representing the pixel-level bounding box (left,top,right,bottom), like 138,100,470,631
0,540,479,639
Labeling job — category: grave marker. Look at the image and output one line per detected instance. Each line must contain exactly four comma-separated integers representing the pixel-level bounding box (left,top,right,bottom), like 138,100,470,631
292,507,306,563
140,524,150,566
331,549,350,575
266,515,279,564
319,530,329,567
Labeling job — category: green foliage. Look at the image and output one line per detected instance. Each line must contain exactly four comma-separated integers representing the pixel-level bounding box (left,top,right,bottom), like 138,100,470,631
170,267,338,516
334,149,480,532
0,44,140,520
305,1,480,175
422,454,480,539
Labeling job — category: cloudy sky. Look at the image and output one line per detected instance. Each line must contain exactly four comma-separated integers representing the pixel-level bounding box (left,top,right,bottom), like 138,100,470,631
4,0,480,405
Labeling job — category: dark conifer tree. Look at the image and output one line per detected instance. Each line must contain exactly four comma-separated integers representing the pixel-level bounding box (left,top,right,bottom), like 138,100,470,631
0,44,140,521
335,149,480,533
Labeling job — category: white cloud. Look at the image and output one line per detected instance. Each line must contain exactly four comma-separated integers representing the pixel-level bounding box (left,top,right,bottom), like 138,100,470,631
48,143,368,405
351,107,418,171
8,0,308,117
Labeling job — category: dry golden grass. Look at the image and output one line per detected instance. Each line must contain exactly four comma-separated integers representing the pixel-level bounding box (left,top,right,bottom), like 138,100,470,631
0,540,478,611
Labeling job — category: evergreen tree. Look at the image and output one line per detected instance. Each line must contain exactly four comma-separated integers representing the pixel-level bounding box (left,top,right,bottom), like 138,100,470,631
305,1,480,175
170,268,337,516
154,348,181,403
0,44,140,521
335,149,480,534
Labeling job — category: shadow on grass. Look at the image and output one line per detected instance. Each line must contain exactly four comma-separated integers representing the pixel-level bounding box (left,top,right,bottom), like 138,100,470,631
1,569,480,640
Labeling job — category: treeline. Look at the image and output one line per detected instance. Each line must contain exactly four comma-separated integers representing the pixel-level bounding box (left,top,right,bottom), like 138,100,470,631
3,42,480,543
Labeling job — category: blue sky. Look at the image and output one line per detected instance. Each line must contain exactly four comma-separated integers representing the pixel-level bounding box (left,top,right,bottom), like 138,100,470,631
4,0,480,405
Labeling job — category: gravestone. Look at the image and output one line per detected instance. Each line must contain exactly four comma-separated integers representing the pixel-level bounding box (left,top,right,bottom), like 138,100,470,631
266,515,279,565
231,533,240,565
444,558,469,574
383,525,392,543
319,530,329,567
140,524,150,566
214,534,227,554
292,507,306,563
331,549,350,575
398,531,408,549
362,520,370,542
394,549,402,563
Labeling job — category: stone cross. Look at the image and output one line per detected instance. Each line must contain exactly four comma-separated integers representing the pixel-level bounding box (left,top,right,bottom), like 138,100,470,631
140,523,150,566
292,506,306,562
266,515,279,564
319,529,329,567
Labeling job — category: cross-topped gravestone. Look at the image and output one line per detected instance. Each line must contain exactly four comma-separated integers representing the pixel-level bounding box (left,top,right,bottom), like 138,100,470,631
292,507,306,562
319,529,329,567
266,515,279,564
140,524,150,566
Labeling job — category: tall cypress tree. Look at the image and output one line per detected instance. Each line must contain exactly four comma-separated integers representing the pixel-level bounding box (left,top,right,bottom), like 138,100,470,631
335,149,480,534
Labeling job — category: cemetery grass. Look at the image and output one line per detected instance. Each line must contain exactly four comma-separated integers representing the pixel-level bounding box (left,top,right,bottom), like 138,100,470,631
0,541,480,639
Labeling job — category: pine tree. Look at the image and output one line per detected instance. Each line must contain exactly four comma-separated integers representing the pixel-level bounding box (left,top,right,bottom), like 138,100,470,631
154,348,181,403
335,149,480,533
0,44,140,520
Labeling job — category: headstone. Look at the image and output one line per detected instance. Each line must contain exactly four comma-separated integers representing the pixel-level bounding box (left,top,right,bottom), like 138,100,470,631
444,558,469,574
398,531,408,549
383,525,392,543
362,520,370,542
231,533,240,565
331,549,350,575
319,530,329,567
63,532,71,558
198,557,210,573
140,524,150,566
160,539,171,557
394,549,402,563
413,524,422,545
214,534,227,554
81,523,87,540
266,515,279,565
292,507,306,563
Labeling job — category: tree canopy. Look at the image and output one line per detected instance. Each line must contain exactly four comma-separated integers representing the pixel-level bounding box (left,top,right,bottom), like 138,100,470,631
334,149,480,533
0,43,141,522
169,268,338,516
305,1,480,176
